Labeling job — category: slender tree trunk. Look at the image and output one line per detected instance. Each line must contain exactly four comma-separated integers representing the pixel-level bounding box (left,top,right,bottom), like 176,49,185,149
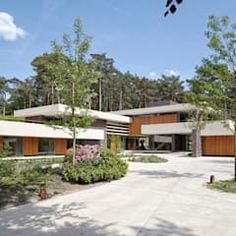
119,88,123,110
72,80,76,166
3,103,5,117
29,93,32,108
234,125,236,181
192,129,202,157
51,85,54,104
99,77,102,111
72,119,76,166
57,93,60,104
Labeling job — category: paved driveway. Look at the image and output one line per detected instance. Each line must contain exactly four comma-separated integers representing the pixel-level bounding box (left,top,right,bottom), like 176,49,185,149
0,153,236,236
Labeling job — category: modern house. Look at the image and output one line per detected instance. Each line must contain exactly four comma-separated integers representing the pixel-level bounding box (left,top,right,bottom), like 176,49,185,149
0,102,235,157
0,104,130,157
113,101,235,156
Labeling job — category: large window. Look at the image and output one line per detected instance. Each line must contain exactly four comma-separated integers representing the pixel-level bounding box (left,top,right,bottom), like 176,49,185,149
39,138,54,155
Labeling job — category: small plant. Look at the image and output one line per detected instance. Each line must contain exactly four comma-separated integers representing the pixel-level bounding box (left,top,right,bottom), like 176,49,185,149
0,143,13,158
127,155,168,163
208,179,236,193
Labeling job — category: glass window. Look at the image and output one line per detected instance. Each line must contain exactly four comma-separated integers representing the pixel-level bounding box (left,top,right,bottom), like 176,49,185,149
39,138,54,155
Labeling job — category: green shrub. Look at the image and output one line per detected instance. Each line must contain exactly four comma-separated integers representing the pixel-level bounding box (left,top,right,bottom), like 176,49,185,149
0,143,13,158
62,148,128,184
0,161,15,177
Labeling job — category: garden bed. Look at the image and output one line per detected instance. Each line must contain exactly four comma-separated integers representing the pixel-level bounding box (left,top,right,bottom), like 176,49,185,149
126,155,168,163
0,148,128,210
0,167,106,210
208,179,236,193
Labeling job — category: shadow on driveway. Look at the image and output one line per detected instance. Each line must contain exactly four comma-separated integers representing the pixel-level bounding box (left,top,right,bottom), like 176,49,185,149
134,217,196,236
131,170,204,179
0,202,118,236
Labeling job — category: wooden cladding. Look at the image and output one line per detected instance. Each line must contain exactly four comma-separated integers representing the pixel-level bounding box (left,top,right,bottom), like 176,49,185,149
0,136,3,153
129,113,177,135
55,139,67,155
202,136,235,156
25,116,45,122
23,137,38,156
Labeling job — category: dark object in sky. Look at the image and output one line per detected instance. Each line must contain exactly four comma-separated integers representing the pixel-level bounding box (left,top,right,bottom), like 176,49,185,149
166,0,173,7
164,0,183,17
176,0,183,4
164,10,169,17
170,4,177,14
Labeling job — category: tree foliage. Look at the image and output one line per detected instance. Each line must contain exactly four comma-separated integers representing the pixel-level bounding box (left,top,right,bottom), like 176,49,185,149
187,16,236,172
46,18,99,165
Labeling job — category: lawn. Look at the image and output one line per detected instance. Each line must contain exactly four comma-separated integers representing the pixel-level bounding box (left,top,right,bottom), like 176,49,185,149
126,155,168,163
208,179,236,193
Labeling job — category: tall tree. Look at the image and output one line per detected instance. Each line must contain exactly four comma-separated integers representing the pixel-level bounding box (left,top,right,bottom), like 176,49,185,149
7,77,37,112
48,18,99,165
31,53,63,105
185,62,224,157
0,76,8,117
91,53,114,111
187,16,236,178
157,75,184,102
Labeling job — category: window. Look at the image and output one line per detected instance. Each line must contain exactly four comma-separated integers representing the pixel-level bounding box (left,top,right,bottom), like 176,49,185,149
39,138,54,155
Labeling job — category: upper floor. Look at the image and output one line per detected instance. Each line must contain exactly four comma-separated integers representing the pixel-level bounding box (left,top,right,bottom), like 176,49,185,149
113,103,194,136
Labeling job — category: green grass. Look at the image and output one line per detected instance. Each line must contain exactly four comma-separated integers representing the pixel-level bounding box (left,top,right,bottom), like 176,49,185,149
208,179,236,193
127,155,168,163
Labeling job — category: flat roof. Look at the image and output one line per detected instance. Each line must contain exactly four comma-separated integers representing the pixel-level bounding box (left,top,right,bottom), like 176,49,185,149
112,103,194,116
14,104,131,124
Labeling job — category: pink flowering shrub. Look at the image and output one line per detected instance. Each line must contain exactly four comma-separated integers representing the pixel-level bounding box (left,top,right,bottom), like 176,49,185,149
75,145,100,161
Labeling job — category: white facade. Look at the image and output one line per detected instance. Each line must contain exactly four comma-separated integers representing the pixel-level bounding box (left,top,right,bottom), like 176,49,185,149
0,121,105,140
142,120,234,136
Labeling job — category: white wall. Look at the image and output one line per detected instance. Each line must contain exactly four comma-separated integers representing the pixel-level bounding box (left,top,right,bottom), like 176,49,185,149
142,121,234,136
0,121,105,140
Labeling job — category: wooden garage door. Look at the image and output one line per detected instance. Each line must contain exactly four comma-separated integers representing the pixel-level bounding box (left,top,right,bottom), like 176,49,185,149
202,136,235,156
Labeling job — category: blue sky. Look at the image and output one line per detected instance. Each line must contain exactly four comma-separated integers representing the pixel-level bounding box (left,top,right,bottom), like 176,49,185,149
1,0,236,82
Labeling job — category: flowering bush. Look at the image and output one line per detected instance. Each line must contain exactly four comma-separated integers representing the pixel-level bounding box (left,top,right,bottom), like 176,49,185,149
76,145,100,161
62,148,128,184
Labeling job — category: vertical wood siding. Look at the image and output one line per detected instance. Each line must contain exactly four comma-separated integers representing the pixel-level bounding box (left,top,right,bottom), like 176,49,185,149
0,136,3,153
129,113,177,135
54,139,67,155
23,137,38,156
202,136,235,156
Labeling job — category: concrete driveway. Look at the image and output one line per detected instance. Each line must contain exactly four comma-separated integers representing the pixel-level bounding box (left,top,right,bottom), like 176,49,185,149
0,153,236,236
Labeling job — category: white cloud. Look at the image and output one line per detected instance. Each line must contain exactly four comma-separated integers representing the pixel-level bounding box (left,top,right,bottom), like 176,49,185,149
165,69,180,77
149,71,157,77
0,12,26,41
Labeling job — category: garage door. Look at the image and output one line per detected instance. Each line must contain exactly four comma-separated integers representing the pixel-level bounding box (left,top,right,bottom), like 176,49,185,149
202,136,235,156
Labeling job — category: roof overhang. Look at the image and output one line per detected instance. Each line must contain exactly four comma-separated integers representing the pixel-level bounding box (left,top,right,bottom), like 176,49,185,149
14,104,131,124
